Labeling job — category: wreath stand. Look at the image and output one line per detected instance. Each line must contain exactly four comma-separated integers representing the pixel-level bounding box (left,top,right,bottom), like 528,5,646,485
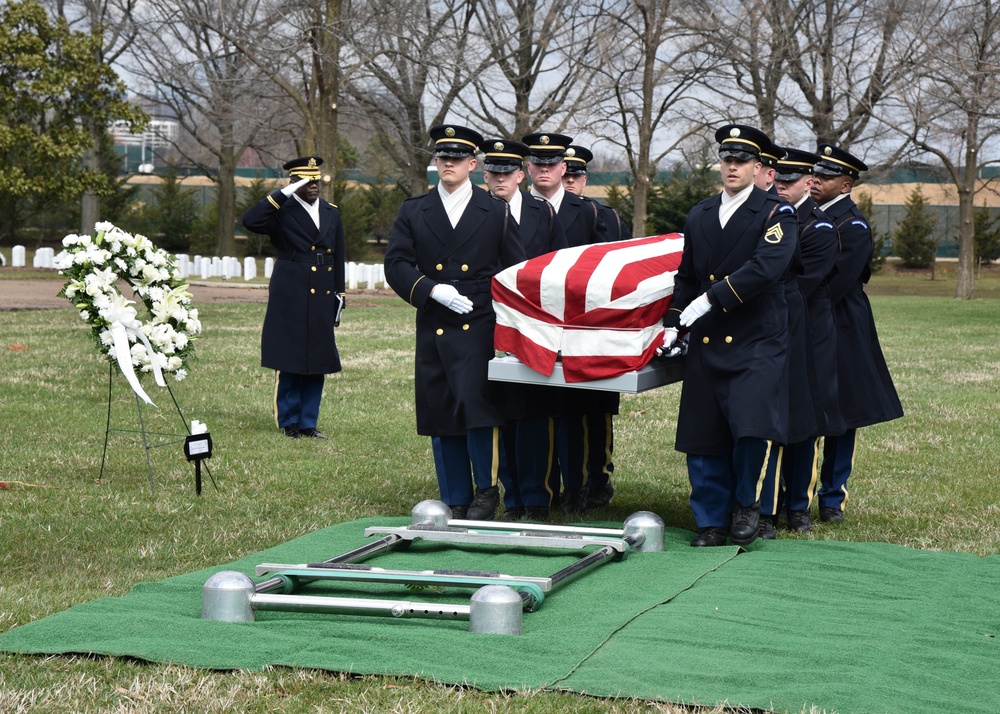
98,362,218,496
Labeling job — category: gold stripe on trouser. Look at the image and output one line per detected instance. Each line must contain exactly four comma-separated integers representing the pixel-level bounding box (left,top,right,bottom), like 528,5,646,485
601,413,613,478
489,426,500,488
765,445,783,514
842,430,857,507
544,417,556,503
581,414,590,487
806,437,821,507
272,371,281,428
753,440,774,502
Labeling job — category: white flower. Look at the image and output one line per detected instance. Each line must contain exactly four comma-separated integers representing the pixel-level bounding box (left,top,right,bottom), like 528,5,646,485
59,222,199,383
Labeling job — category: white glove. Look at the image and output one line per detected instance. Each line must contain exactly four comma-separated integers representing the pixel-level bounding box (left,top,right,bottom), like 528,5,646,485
431,284,474,314
656,327,679,356
281,177,312,196
679,293,712,327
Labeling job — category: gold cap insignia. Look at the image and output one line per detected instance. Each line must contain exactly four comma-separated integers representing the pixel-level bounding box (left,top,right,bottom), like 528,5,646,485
307,158,317,167
566,148,576,157
540,135,550,145
494,142,504,151
730,128,741,137
445,127,456,137
824,147,832,155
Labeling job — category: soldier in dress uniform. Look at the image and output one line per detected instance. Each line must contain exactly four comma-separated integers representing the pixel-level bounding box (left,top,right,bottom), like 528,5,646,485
522,131,610,514
759,147,844,534
662,124,798,546
811,144,903,522
384,124,525,520
242,156,346,440
755,138,783,193
561,144,630,510
481,137,567,521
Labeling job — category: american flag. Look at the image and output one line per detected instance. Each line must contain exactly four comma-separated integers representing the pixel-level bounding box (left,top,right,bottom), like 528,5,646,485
492,233,684,382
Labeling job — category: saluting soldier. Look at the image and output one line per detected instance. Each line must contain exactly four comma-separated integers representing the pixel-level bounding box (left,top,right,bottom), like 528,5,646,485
811,145,903,523
481,137,567,521
561,144,629,510
242,156,346,440
384,125,525,520
662,124,798,547
760,147,844,534
522,131,610,514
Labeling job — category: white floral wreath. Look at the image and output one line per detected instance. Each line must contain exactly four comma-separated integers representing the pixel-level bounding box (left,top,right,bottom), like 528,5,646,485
57,221,202,404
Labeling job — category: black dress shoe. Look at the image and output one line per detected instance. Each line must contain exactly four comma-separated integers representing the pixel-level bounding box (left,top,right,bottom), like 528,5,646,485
758,516,777,540
499,507,524,521
820,506,844,522
730,501,761,545
283,425,300,439
691,526,729,547
586,482,614,509
562,488,588,515
786,510,813,531
299,428,329,439
466,486,500,520
448,505,468,520
523,507,549,522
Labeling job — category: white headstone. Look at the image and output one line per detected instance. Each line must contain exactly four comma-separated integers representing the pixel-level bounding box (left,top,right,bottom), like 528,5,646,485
243,257,257,281
200,257,211,279
264,257,274,279
12,245,25,267
176,254,191,279
347,261,358,289
211,256,223,277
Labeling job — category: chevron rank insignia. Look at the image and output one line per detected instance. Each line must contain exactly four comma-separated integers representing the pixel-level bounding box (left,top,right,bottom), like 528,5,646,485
764,224,784,244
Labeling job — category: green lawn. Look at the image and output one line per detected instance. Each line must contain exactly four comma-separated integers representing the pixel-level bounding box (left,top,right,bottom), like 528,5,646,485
1,265,998,713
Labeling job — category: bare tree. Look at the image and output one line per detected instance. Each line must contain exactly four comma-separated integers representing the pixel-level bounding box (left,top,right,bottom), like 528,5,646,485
693,0,913,147
881,0,1000,299
127,0,273,255
342,0,489,195
584,0,715,236
459,0,599,139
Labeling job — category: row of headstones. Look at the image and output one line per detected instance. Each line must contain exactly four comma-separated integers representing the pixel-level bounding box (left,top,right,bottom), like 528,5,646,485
2,246,388,290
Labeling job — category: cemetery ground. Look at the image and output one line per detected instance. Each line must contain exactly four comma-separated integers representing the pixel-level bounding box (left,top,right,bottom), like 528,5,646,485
0,262,998,713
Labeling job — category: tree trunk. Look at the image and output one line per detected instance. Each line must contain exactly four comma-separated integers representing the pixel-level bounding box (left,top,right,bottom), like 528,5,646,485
80,129,100,236
955,186,976,299
216,154,238,257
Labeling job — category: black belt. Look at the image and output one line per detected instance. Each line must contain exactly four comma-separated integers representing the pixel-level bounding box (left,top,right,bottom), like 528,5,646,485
278,252,337,265
443,277,493,292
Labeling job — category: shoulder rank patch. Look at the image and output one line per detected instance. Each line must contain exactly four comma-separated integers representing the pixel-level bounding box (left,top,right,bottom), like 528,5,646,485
850,219,869,229
764,224,784,244
778,204,795,214
815,221,834,230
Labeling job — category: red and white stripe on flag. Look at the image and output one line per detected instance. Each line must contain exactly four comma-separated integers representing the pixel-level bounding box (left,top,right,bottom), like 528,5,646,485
492,233,684,382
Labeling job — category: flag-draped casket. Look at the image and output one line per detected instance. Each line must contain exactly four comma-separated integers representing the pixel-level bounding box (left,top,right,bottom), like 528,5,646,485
491,233,685,382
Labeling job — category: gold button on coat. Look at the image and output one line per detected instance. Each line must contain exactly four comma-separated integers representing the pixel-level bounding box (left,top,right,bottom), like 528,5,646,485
702,336,710,344
435,263,443,271
310,246,316,251
725,336,733,343
462,324,469,330
326,290,331,295
436,328,444,335
311,266,317,272
709,274,715,281
328,267,332,272
310,288,316,294
461,264,469,272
